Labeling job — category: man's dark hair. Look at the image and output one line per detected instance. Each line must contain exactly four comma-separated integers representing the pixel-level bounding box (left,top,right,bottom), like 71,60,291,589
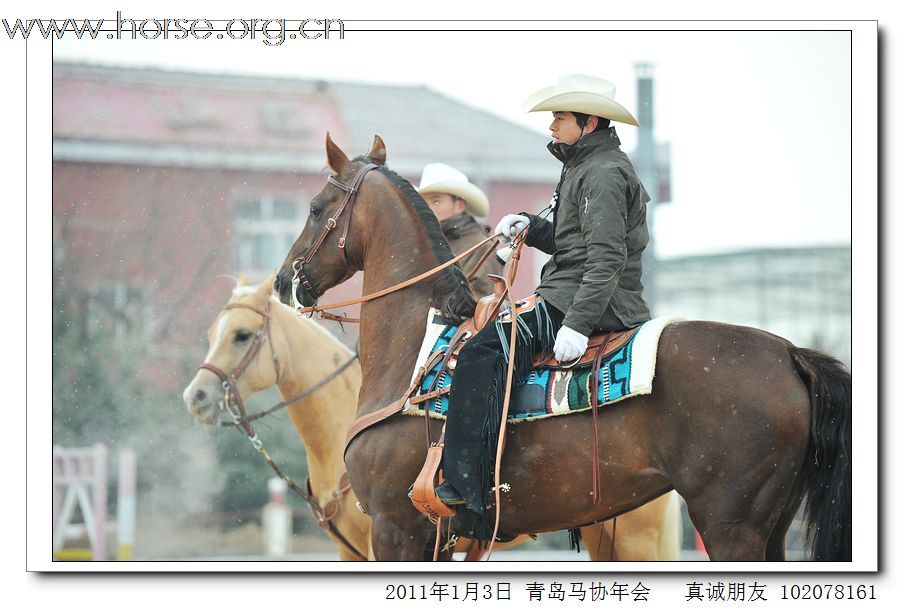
573,112,611,131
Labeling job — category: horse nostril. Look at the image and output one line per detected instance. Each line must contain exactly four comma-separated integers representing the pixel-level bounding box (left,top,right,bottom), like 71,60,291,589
273,275,282,293
194,389,207,403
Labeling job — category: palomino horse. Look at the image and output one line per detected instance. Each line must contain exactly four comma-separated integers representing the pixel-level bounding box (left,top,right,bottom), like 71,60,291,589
182,274,370,560
183,274,683,560
274,135,852,562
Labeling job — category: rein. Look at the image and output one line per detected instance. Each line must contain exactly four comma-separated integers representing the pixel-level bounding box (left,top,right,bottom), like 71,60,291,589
215,351,358,428
198,301,367,561
293,233,501,319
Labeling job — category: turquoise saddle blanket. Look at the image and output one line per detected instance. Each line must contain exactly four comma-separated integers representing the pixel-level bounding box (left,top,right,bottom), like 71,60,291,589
405,312,680,422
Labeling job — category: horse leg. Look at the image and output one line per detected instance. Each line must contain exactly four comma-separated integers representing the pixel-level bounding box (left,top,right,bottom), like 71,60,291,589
657,492,683,561
683,470,794,561
583,494,679,561
370,517,439,561
682,490,763,560
583,518,664,562
669,352,809,561
681,457,797,561
581,523,614,561
764,489,806,561
338,547,367,562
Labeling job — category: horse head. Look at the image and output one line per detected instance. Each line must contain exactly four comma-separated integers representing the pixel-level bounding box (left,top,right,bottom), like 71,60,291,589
274,133,386,310
183,271,283,425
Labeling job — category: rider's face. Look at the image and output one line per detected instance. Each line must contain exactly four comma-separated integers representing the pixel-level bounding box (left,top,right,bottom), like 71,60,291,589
549,111,584,145
422,192,465,221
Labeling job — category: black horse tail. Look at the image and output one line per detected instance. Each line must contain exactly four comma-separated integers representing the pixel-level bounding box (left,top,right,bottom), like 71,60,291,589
788,346,852,561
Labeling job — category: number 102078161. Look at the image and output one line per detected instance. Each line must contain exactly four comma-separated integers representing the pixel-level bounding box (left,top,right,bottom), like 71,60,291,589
781,584,876,600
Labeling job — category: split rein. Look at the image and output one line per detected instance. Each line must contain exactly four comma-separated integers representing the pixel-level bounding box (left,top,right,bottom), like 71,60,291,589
292,233,503,321
198,301,367,561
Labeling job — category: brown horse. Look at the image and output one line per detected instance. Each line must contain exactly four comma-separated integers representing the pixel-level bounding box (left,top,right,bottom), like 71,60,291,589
182,274,683,561
274,134,851,562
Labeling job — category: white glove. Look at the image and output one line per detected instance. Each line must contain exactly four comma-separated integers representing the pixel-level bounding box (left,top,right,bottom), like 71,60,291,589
494,214,529,243
554,326,589,363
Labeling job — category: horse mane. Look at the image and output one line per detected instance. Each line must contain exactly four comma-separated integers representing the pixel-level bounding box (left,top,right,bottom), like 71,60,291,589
354,156,477,324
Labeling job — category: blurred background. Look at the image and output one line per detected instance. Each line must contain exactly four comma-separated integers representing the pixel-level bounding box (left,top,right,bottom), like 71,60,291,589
50,26,851,561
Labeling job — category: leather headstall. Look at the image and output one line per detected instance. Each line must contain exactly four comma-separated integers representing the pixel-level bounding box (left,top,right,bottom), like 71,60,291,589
291,163,378,303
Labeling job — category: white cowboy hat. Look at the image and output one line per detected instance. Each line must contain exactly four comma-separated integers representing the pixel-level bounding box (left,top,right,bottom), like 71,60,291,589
416,162,490,217
523,74,639,126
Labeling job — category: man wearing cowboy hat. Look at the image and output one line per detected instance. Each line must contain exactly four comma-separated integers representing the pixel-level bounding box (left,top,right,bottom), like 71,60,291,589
417,162,504,298
435,75,652,526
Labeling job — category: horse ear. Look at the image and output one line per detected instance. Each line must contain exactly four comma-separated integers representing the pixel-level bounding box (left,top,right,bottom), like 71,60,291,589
238,273,250,286
367,135,386,166
258,271,277,298
325,132,351,174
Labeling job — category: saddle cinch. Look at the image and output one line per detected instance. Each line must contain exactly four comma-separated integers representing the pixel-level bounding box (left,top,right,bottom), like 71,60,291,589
409,273,637,522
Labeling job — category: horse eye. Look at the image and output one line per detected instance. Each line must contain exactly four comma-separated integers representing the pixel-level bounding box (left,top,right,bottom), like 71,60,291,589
310,203,322,219
235,329,253,343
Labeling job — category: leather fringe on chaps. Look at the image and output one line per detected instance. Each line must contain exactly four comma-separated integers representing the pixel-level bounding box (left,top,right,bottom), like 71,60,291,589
569,528,583,553
453,298,561,542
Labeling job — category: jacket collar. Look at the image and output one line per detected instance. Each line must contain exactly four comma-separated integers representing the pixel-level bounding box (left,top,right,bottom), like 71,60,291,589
439,212,476,239
547,126,621,164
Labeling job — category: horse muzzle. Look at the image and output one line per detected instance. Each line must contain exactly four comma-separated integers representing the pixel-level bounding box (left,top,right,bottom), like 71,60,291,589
286,259,319,311
182,379,224,426
182,370,225,425
274,268,308,308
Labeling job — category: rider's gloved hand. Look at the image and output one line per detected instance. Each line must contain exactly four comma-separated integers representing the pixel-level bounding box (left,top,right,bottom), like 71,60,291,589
494,214,529,243
554,326,589,363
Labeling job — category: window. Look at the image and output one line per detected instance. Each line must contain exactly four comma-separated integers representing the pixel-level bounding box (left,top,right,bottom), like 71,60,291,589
233,194,307,278
84,282,151,341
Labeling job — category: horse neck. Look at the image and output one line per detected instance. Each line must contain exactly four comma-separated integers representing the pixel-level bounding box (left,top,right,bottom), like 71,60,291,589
355,188,446,412
269,300,360,486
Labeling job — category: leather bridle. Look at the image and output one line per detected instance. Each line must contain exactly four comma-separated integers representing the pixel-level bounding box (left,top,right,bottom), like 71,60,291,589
291,163,378,310
199,301,282,441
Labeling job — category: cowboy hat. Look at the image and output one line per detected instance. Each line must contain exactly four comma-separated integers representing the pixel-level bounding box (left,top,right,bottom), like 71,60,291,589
416,163,490,217
523,74,639,126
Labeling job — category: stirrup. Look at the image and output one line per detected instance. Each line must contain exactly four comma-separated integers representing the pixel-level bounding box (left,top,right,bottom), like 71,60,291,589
410,446,457,520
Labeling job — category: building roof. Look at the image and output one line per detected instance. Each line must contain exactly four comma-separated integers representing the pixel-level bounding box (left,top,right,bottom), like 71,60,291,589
52,62,557,182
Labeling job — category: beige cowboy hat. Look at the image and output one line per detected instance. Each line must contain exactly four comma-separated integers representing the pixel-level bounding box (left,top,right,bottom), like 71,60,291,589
416,162,490,217
524,74,639,126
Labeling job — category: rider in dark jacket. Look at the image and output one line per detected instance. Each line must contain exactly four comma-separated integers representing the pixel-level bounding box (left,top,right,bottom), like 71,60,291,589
522,125,651,335
436,75,652,539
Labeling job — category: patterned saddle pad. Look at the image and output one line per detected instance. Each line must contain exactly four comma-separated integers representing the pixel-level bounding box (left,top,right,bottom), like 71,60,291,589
404,310,682,422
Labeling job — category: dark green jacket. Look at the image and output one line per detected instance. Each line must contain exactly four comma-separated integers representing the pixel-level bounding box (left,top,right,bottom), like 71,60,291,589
524,127,651,335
